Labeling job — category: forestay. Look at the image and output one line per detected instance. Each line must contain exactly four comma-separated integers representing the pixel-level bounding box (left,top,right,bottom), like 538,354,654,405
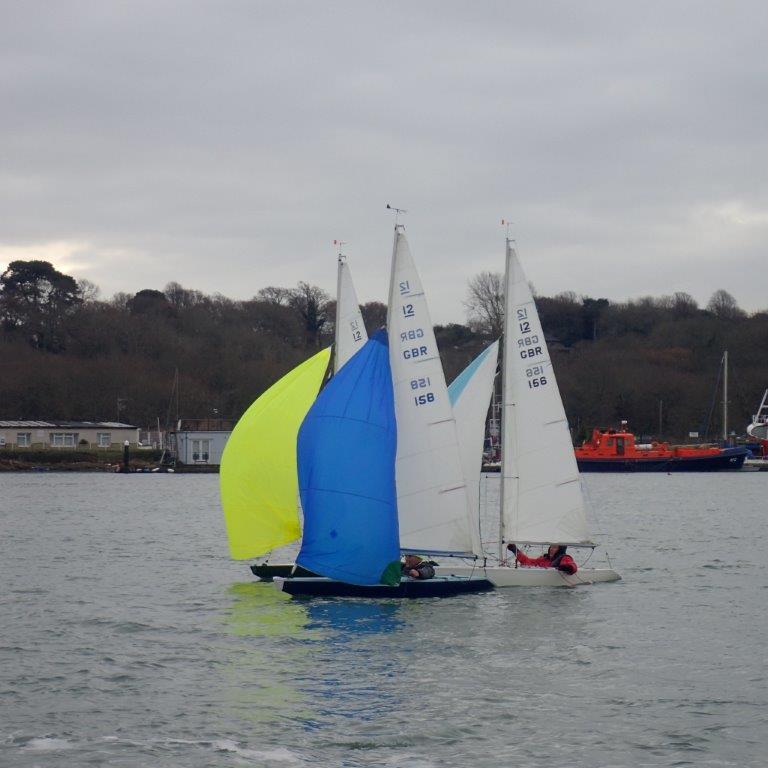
387,228,478,557
220,347,331,559
448,341,500,552
501,242,592,546
334,257,368,372
296,331,401,586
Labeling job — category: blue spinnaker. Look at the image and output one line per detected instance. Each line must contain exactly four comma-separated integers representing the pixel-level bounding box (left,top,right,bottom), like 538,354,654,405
296,330,400,586
448,343,496,405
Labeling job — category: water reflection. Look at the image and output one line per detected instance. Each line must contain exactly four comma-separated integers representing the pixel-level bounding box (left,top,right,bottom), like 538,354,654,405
220,583,409,729
304,599,406,637
224,581,321,640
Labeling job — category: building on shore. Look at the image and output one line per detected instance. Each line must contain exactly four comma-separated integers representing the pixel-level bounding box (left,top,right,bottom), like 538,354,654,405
171,418,234,467
0,421,140,449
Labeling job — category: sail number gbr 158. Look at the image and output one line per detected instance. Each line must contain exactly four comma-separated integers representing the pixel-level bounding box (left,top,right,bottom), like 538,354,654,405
410,376,435,406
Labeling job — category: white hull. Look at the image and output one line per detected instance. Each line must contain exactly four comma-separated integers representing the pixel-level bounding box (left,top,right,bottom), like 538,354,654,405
435,564,621,587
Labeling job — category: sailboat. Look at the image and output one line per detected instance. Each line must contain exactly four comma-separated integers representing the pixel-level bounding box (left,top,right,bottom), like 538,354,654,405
435,237,621,586
221,250,367,569
276,224,494,597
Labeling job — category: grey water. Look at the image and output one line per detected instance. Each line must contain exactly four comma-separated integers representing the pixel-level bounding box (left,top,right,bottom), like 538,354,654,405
1,473,766,768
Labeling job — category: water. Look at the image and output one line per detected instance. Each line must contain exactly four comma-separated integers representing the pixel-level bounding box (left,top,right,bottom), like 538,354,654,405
1,472,766,767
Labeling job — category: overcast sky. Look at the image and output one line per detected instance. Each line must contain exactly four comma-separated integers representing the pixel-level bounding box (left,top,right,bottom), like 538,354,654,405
1,1,766,323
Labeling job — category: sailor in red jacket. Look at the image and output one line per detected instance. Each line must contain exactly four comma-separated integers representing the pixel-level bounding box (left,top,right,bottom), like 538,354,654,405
506,543,578,575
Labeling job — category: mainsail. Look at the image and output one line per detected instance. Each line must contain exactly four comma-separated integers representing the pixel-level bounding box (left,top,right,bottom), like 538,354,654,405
220,347,331,559
387,227,479,557
448,341,500,552
334,256,368,372
500,241,592,547
296,331,401,586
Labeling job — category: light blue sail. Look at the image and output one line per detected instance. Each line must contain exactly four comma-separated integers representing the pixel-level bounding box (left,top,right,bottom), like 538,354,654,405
448,343,497,405
296,330,401,586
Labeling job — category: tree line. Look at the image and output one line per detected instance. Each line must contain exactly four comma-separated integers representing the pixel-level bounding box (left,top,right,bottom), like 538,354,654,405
1,259,766,443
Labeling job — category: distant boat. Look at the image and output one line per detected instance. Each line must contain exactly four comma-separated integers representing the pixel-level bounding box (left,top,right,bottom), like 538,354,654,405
575,425,748,471
747,389,768,442
745,389,768,468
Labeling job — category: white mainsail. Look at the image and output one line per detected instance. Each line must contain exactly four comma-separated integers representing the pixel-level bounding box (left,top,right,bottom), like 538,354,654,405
449,341,500,553
334,256,368,373
500,241,592,548
387,227,479,556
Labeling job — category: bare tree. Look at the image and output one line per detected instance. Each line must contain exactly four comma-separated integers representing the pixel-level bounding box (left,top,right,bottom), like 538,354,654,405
257,286,292,306
669,291,699,319
289,282,330,347
77,279,101,302
165,281,205,310
706,289,744,320
360,301,387,334
465,271,504,336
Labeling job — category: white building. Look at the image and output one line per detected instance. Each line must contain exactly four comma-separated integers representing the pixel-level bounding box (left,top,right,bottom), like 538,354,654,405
0,421,140,449
172,418,233,466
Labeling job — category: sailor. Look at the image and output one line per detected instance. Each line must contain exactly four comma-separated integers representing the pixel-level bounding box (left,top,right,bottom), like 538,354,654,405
401,554,435,580
506,543,578,575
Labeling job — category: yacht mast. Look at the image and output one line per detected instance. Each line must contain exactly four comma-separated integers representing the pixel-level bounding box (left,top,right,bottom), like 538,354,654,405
498,228,514,561
333,240,345,374
722,350,728,443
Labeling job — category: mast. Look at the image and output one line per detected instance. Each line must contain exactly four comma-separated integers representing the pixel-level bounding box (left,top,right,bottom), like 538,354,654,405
333,240,345,374
385,204,406,329
498,231,514,561
722,350,728,443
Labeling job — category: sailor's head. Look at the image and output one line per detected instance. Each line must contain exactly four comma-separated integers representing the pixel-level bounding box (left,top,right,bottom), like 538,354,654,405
404,555,422,568
548,544,566,558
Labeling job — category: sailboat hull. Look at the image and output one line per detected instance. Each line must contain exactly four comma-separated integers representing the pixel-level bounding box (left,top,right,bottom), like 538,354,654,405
250,563,316,580
273,576,494,598
435,564,621,587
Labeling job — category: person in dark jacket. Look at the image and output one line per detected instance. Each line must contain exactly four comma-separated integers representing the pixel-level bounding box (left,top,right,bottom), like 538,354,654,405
402,555,435,580
506,543,578,575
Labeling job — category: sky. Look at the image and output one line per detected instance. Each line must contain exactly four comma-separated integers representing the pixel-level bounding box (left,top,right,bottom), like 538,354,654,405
1,1,766,323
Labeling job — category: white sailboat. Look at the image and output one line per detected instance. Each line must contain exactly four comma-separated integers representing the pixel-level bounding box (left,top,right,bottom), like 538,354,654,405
437,237,621,586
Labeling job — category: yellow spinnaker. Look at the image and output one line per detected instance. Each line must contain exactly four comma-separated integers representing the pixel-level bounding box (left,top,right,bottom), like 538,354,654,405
220,347,331,559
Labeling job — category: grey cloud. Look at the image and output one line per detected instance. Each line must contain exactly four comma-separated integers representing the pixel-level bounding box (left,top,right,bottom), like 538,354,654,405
1,1,766,320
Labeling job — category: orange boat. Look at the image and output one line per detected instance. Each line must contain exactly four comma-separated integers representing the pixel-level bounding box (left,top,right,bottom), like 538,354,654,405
575,424,748,472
